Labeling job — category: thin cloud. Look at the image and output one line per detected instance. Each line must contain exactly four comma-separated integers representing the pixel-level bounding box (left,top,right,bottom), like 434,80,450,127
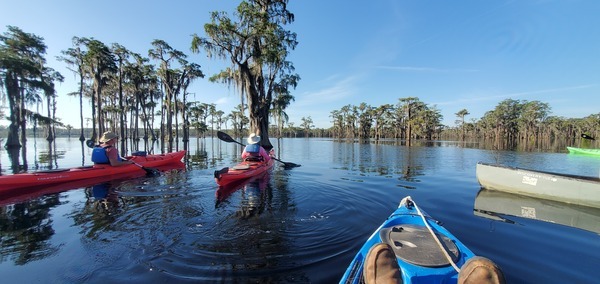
214,97,230,105
294,75,360,107
376,65,479,72
500,84,595,98
435,84,596,106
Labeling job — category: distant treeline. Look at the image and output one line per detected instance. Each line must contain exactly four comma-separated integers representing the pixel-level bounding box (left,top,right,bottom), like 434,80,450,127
3,96,598,147
301,97,599,147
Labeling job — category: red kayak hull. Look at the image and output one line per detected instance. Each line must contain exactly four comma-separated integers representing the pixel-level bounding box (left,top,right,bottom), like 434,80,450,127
0,161,186,206
0,150,186,193
214,158,274,188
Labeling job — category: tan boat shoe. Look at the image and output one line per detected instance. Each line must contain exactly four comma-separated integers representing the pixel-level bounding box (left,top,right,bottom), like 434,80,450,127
458,256,506,284
363,243,402,284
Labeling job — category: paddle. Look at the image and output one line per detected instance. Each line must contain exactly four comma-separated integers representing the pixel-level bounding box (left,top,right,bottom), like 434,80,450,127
85,139,95,148
86,142,160,176
216,131,301,168
129,160,161,176
271,156,301,168
214,167,229,179
581,133,596,140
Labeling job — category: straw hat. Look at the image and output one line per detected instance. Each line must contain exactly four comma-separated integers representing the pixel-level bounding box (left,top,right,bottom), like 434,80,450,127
247,133,260,145
99,131,119,143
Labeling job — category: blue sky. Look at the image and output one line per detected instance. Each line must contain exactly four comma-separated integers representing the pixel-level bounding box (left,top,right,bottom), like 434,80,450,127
1,0,599,128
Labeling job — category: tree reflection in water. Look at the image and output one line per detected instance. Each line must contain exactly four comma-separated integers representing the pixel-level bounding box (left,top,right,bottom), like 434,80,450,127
0,195,61,265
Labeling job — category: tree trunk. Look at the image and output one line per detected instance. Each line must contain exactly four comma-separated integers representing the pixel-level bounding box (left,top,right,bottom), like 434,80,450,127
257,106,272,150
90,83,98,142
79,76,85,142
4,73,21,149
118,68,126,156
6,147,21,173
239,63,273,150
94,74,104,141
19,88,27,150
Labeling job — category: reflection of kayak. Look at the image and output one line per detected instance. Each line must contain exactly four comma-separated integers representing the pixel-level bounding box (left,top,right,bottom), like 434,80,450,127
567,146,600,157
474,188,600,234
215,170,270,203
341,196,475,284
0,151,186,193
214,158,274,187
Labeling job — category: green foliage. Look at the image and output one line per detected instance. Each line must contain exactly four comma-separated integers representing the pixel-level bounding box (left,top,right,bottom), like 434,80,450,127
1,25,62,148
190,0,298,145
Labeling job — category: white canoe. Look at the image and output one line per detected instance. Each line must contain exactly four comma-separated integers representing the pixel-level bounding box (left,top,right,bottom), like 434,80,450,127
476,162,600,208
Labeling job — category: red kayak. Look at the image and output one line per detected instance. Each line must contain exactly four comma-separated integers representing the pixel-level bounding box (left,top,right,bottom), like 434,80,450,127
214,158,274,188
0,161,186,206
0,150,186,193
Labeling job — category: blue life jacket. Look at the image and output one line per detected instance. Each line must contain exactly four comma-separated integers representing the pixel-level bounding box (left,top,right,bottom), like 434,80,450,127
92,146,110,164
92,146,123,164
245,144,260,154
244,144,263,161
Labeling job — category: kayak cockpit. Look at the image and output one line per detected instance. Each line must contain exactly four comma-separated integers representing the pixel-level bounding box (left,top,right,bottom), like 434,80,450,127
380,224,460,267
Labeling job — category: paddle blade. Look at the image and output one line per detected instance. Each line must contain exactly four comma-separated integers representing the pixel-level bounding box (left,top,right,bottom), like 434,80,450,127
281,163,301,169
217,131,237,143
283,162,301,168
86,139,96,148
581,133,596,140
272,157,300,168
143,167,161,177
214,167,229,179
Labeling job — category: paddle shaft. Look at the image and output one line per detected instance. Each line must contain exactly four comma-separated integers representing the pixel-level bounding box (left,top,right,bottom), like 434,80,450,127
127,159,160,176
130,160,146,169
228,138,246,147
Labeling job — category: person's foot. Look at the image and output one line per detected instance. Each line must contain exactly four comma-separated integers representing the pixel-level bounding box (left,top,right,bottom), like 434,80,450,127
363,243,402,284
458,256,506,284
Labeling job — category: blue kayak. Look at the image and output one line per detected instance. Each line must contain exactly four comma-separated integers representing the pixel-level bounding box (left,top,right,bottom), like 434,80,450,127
340,196,476,283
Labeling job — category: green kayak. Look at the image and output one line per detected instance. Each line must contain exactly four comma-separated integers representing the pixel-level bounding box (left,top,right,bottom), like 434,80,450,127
567,147,600,157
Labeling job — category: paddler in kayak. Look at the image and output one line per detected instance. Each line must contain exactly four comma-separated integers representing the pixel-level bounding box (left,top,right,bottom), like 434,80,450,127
92,131,135,167
242,133,272,162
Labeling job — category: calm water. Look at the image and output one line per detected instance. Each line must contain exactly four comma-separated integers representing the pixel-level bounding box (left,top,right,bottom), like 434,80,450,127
1,137,599,283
